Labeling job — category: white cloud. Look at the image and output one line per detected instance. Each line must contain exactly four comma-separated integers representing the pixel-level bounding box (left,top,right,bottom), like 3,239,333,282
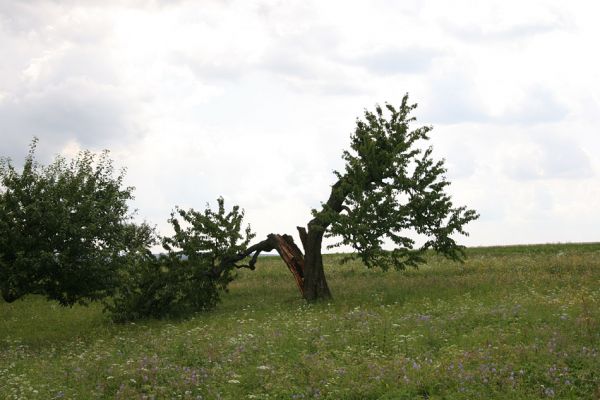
1,0,599,249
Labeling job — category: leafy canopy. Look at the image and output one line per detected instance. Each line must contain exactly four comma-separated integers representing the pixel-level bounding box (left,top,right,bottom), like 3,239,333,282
322,95,479,269
0,139,135,305
0,139,254,320
163,197,255,290
107,198,254,322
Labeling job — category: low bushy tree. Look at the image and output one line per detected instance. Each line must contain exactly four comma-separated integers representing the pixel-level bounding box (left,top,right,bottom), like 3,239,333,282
106,197,254,321
0,140,254,320
0,139,135,305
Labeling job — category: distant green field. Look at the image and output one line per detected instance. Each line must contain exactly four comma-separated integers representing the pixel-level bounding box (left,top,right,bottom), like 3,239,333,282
1,243,599,399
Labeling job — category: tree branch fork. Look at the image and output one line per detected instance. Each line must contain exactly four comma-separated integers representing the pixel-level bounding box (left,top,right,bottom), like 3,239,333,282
211,228,309,296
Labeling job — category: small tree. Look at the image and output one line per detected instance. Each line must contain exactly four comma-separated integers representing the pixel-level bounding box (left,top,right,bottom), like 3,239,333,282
107,197,254,321
209,95,479,301
0,139,136,305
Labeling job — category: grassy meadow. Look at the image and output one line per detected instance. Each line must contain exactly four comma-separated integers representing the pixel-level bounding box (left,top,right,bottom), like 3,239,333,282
1,243,599,399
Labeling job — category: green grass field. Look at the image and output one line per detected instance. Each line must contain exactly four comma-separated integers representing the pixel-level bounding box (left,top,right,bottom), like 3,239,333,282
1,243,599,399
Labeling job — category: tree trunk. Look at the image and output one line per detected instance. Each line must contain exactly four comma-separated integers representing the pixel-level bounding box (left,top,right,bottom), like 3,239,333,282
215,233,313,299
260,231,331,301
301,225,332,301
270,234,305,297
221,178,349,302
295,177,348,301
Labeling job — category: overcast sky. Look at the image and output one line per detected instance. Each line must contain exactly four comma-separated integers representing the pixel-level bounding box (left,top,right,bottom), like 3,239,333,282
1,0,599,249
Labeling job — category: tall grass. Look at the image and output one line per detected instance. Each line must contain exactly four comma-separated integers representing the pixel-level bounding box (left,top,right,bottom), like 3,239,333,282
1,243,599,399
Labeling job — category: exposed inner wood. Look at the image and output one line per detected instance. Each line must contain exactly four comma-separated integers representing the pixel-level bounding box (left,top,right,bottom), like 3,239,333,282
271,234,305,296
212,233,306,297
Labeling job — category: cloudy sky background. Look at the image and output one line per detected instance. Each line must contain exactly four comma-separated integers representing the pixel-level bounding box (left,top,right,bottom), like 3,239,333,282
1,0,599,250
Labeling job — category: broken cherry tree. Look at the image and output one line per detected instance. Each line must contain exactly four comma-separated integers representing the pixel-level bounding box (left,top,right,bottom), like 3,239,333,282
193,94,479,302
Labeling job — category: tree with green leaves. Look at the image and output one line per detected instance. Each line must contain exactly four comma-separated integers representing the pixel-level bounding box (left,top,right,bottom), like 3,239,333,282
211,94,479,301
0,139,136,305
1,93,478,315
107,197,255,321
0,139,257,319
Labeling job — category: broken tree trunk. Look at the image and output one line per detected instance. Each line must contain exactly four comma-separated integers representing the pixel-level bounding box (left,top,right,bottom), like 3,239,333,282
270,234,305,297
270,229,331,301
212,233,307,297
212,177,348,302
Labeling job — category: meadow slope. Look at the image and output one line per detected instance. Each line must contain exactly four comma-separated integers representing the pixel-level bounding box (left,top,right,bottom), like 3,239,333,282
1,243,599,399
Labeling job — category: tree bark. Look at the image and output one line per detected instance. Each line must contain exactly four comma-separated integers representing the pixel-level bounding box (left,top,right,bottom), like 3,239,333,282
302,224,332,301
298,178,349,301
214,233,307,298
214,228,333,301
270,234,305,297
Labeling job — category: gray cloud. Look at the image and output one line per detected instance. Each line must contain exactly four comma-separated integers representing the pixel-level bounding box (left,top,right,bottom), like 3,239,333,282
262,49,320,80
170,52,248,82
353,47,443,75
500,87,569,125
504,134,593,181
0,78,142,161
421,73,489,124
443,18,569,42
0,3,48,34
423,73,569,126
260,47,365,96
441,142,478,179
0,3,142,162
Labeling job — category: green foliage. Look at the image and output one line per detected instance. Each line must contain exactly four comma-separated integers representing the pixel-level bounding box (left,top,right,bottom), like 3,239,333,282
163,197,255,290
106,198,254,322
101,222,209,322
105,254,221,323
322,95,479,270
0,139,135,306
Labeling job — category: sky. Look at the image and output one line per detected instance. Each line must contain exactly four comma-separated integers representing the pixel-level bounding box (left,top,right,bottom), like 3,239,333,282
1,0,599,250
